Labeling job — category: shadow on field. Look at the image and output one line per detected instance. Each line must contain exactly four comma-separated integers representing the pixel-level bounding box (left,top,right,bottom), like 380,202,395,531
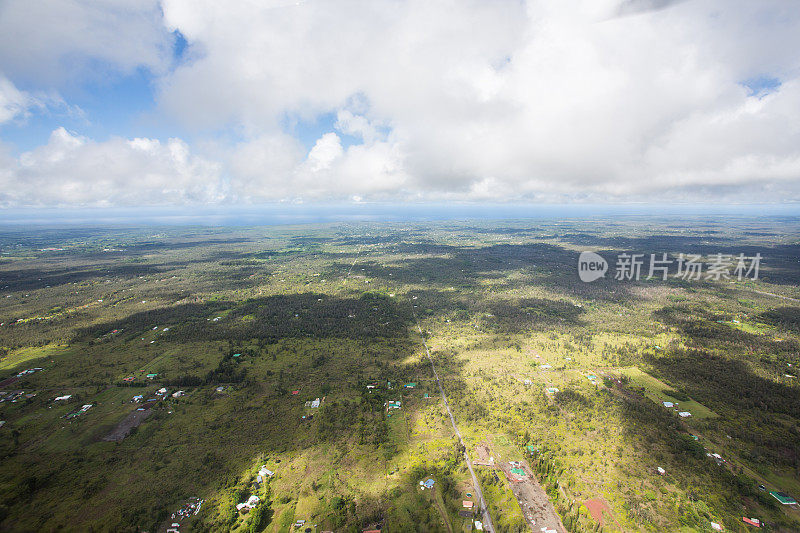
75,292,414,344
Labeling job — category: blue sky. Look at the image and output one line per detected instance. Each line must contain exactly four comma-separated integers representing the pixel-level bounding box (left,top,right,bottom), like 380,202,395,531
1,0,799,208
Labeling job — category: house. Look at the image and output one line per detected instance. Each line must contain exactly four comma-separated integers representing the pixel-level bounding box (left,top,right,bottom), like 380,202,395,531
405,383,416,389
657,467,666,475
540,364,552,370
545,387,559,395
311,398,321,408
420,478,435,489
172,390,185,398
132,395,143,402
54,395,72,401
146,373,158,379
215,386,225,393
123,376,135,382
157,388,168,396
742,517,761,527
387,400,401,410
291,390,300,395
770,491,798,505
474,521,483,531
462,501,474,509
80,404,92,412
678,411,692,418
524,379,532,386
711,522,723,531
663,401,674,408
258,467,274,477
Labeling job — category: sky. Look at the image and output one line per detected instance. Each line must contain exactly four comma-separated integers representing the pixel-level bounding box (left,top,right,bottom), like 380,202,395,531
0,0,799,208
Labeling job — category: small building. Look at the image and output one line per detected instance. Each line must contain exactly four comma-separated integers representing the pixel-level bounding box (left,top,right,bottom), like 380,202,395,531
462,500,474,509
146,373,158,379
291,390,300,395
663,401,674,408
172,390,185,398
474,521,483,531
770,491,798,505
678,411,692,418
157,388,168,395
657,467,666,475
405,383,416,389
710,522,723,531
420,478,435,489
742,517,761,527
132,395,143,402
54,395,72,401
545,387,559,395
310,398,321,408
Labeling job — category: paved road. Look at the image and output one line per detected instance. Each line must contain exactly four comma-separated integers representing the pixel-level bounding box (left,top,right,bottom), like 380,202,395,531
415,318,495,533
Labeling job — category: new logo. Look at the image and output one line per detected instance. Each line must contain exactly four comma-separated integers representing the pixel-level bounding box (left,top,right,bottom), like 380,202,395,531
578,251,607,282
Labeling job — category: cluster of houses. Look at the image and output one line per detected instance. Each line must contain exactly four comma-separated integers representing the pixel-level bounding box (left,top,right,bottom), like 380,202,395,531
366,381,417,392
14,367,43,378
0,390,35,403
167,497,203,532
662,401,692,418
236,495,260,513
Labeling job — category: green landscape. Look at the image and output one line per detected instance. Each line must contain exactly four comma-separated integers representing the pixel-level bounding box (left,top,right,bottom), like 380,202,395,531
0,217,799,532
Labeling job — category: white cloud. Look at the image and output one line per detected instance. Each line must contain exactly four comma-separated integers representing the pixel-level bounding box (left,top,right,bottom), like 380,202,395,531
0,76,33,124
0,128,224,207
2,0,800,205
0,0,172,85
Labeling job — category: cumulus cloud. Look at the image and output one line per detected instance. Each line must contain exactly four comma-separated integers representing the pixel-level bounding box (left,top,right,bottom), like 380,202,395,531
0,128,224,207
2,0,800,205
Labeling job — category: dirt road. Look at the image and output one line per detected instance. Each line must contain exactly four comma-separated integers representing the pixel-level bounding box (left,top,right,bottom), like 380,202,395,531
415,318,496,533
499,461,565,533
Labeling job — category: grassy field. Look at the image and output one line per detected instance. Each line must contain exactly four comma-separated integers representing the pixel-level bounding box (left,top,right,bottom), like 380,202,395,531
619,366,718,420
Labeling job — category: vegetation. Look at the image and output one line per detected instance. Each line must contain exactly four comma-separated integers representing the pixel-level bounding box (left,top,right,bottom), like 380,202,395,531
0,218,798,531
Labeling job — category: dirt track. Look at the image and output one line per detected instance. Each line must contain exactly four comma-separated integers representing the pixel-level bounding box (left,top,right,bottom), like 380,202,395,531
102,407,152,442
498,460,564,533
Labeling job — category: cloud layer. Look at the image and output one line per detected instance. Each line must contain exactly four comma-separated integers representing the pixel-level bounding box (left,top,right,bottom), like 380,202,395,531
1,0,800,206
